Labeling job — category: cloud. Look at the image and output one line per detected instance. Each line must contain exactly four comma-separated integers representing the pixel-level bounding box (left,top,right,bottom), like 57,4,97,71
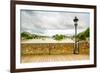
20,10,90,35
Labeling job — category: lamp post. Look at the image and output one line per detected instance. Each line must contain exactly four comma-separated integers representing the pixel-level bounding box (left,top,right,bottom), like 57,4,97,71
73,16,79,54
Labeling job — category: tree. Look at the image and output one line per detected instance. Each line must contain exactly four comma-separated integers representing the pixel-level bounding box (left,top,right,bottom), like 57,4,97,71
77,32,86,40
53,34,65,41
76,27,90,40
84,28,89,37
21,32,33,40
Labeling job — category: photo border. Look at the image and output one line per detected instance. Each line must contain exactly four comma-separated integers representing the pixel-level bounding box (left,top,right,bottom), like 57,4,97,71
10,0,97,73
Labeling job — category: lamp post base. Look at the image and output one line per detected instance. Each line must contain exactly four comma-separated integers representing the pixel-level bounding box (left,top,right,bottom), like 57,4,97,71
73,51,79,54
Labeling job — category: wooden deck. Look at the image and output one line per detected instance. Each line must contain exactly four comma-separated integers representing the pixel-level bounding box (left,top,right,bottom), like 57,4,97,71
21,54,89,63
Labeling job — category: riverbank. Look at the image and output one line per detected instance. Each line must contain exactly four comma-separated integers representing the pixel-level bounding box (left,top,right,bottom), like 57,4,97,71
21,38,74,43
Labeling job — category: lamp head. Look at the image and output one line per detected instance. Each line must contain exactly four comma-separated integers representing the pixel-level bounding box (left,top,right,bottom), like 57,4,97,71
73,16,79,22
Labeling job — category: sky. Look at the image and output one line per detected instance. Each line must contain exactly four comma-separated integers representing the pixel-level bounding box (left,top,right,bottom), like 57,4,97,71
20,10,90,36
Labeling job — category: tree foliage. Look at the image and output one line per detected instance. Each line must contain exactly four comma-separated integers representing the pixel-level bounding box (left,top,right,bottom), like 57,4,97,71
21,32,48,40
21,32,33,40
77,28,90,40
53,34,65,41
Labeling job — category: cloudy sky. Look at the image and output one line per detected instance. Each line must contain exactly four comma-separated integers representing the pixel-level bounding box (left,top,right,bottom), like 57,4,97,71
20,10,90,36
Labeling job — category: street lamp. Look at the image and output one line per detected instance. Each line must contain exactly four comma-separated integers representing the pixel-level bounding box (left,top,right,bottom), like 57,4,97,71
73,16,79,54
